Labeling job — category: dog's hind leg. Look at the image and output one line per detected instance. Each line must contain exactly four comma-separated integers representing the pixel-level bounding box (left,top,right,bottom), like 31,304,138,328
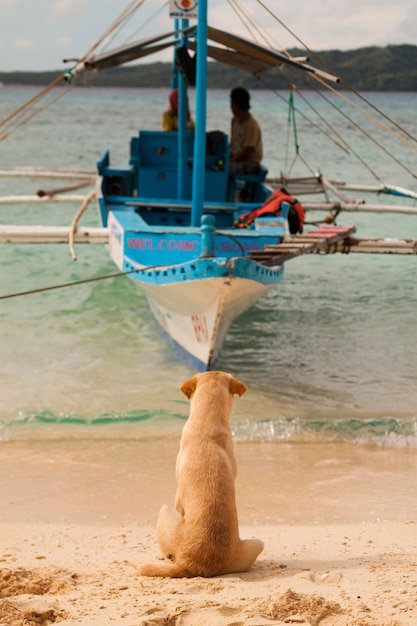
156,504,184,558
228,538,264,573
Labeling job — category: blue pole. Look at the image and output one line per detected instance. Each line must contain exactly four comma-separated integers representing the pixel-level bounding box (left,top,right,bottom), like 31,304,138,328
191,0,207,227
171,19,179,89
177,19,189,200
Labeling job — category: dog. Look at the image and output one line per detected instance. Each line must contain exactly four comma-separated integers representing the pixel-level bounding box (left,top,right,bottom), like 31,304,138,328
137,371,264,577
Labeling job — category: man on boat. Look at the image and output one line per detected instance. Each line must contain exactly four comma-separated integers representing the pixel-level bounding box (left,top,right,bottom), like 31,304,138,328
229,87,263,175
161,88,194,132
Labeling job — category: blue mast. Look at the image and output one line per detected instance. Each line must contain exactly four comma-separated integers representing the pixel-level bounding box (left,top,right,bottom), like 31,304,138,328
177,18,189,200
191,0,207,227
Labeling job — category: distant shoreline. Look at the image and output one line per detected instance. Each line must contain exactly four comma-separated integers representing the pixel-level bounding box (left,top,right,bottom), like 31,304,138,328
1,44,416,91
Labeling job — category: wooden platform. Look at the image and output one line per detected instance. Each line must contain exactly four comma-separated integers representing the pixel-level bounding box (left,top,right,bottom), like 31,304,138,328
250,225,417,265
250,225,358,265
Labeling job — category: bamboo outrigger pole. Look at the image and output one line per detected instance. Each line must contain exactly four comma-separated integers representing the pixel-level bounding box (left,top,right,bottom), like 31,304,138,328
0,225,108,244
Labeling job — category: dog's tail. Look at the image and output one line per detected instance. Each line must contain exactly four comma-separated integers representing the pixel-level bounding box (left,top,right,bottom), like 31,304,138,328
137,560,192,578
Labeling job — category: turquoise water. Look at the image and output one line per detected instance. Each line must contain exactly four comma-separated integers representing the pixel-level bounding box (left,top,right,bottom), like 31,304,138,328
1,86,417,447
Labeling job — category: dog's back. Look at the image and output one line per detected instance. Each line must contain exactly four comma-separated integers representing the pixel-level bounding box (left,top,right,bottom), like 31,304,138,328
137,371,263,577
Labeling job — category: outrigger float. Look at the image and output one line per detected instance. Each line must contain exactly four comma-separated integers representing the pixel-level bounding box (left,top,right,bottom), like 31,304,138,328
1,0,417,370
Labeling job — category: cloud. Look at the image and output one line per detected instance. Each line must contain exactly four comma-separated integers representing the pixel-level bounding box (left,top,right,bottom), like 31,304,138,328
56,36,72,48
51,0,87,20
13,38,34,50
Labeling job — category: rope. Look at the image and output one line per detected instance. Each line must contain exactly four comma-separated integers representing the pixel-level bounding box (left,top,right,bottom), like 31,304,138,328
228,0,272,46
288,91,299,156
258,58,415,183
293,85,383,182
0,0,148,142
74,0,146,62
229,0,294,57
0,271,135,301
0,83,71,143
314,75,417,160
37,179,96,198
0,262,173,302
123,2,169,46
0,75,64,129
69,190,97,261
257,75,349,177
255,0,417,156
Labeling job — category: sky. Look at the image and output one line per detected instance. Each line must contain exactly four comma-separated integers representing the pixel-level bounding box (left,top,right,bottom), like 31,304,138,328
0,0,415,72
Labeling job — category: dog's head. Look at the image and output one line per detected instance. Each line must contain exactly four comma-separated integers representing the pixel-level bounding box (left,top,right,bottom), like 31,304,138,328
181,371,247,399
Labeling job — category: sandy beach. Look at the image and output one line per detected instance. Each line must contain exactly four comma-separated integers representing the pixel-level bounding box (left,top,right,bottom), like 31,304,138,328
1,438,416,625
1,520,416,626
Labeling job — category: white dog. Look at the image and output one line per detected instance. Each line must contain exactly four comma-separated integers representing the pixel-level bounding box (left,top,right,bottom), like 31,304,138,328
138,371,263,577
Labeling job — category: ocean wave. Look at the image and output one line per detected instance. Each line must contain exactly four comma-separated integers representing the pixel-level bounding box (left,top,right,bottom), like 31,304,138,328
232,415,417,448
1,409,416,448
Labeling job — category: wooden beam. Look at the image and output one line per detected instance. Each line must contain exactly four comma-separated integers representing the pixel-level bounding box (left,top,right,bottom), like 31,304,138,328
332,237,417,254
0,195,93,204
303,202,417,215
0,168,96,179
0,225,108,244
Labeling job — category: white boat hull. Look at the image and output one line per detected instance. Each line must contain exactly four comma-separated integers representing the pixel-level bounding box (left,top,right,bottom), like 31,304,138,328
140,274,276,369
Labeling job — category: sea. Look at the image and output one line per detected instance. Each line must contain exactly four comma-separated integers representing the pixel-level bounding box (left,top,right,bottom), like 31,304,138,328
0,86,417,525
1,85,417,443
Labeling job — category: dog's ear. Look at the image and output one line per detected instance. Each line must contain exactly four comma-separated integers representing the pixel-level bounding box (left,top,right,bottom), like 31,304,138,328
229,376,247,397
181,375,198,398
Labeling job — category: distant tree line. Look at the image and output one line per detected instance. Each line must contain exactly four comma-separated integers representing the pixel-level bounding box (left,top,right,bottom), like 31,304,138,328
1,45,416,91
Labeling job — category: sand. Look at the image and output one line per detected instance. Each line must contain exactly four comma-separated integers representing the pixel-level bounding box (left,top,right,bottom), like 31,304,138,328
0,521,416,626
0,438,416,625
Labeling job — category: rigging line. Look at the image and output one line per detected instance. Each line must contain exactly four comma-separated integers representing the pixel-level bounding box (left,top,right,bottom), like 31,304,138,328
258,75,350,157
338,79,417,146
286,78,383,181
255,0,323,61
124,2,169,46
227,0,260,41
0,0,144,137
77,0,147,61
0,86,70,143
230,0,298,58
255,0,417,151
288,91,299,155
0,263,172,302
314,74,417,158
276,55,417,180
275,62,413,181
227,0,273,47
288,151,316,178
283,93,292,172
0,75,65,129
97,0,149,53
303,82,414,181
256,75,336,176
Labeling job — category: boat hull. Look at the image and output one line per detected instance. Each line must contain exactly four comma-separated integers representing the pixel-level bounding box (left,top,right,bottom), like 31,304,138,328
104,204,285,368
141,264,283,369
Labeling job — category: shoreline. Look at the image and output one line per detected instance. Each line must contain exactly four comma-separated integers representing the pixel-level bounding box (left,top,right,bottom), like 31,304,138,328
0,438,416,525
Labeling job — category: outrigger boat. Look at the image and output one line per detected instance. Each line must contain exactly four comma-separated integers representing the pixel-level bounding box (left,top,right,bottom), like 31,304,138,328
1,0,417,370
